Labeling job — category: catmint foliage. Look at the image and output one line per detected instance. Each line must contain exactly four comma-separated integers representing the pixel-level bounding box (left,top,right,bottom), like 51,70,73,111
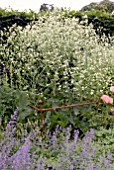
0,110,113,170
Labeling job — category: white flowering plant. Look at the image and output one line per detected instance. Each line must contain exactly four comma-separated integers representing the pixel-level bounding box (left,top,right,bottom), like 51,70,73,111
0,9,114,132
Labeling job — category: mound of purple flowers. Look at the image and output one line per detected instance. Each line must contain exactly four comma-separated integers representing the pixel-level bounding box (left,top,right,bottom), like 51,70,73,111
0,108,113,170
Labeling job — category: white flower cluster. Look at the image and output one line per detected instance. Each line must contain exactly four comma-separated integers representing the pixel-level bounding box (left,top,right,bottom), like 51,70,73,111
1,10,114,97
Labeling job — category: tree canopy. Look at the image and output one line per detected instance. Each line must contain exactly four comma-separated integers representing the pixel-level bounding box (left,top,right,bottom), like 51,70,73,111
80,0,114,13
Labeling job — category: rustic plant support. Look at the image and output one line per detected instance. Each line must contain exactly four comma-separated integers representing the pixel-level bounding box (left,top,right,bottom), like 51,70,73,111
29,95,101,136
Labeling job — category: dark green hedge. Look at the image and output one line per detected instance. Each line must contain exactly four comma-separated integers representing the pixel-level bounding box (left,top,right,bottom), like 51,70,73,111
63,10,114,37
0,8,114,38
0,8,39,30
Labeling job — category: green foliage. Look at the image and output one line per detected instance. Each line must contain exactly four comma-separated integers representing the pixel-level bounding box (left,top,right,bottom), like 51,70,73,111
0,7,39,18
80,0,114,13
80,2,100,12
0,9,114,135
0,9,114,168
0,86,30,125
94,127,114,156
99,0,114,13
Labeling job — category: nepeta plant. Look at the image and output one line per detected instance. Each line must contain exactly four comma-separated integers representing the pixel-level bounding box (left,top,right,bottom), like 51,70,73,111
0,110,113,170
0,108,19,169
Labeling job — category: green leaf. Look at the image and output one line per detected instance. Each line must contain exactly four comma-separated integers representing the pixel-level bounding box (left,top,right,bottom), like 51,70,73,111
18,108,33,120
73,107,80,116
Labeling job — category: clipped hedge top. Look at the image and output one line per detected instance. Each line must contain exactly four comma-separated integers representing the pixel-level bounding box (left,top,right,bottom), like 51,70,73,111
0,7,114,36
